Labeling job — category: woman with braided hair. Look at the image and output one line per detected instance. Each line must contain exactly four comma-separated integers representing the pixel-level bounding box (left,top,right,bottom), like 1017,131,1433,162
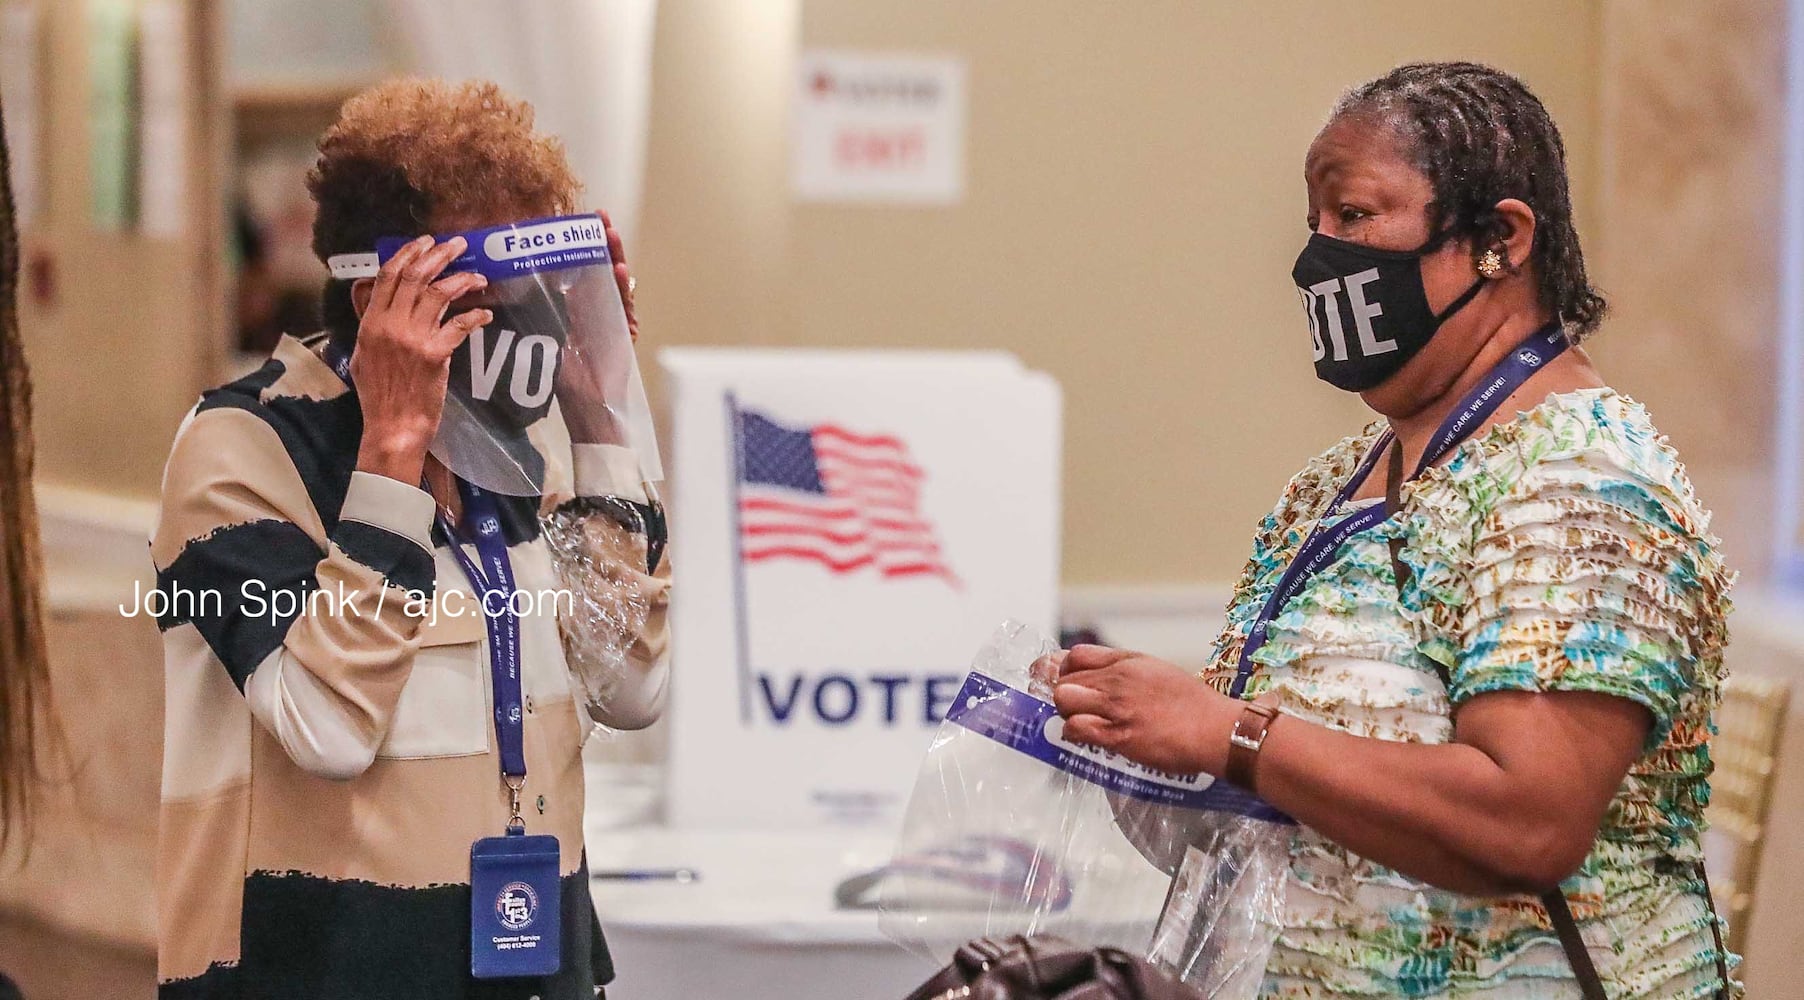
1048,62,1736,997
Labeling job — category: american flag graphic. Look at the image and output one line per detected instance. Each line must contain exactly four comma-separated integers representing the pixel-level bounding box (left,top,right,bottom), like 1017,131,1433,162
734,407,957,584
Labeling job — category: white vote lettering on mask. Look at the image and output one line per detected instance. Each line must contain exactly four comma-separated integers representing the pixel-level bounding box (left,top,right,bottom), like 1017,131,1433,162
470,327,513,401
1305,271,1397,361
1307,278,1350,361
1299,287,1326,361
510,334,558,407
1342,268,1396,356
469,326,560,406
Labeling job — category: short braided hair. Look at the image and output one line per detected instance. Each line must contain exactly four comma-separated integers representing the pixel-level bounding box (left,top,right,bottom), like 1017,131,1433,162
1332,62,1606,337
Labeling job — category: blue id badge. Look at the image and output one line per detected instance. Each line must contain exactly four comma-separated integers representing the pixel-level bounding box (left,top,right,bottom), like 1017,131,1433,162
443,483,563,980
470,830,563,979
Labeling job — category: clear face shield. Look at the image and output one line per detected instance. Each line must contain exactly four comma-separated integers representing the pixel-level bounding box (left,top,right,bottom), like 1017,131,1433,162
330,213,663,496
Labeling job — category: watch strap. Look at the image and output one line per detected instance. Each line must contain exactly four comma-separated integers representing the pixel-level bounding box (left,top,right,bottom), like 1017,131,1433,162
1225,701,1281,791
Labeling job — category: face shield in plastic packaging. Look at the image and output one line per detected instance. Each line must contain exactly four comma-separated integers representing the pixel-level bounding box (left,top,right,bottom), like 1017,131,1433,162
873,622,1295,1000
330,213,662,496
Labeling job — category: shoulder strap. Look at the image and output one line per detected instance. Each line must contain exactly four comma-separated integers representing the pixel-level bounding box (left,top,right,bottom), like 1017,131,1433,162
1385,441,1412,594
1695,860,1735,997
1384,440,1609,1000
1542,890,1610,1000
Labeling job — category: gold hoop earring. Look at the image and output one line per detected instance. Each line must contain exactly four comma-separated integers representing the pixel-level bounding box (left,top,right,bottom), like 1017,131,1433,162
1476,248,1506,279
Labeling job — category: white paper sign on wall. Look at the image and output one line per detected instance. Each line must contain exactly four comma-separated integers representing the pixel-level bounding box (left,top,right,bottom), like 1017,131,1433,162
660,349,1061,830
791,50,967,205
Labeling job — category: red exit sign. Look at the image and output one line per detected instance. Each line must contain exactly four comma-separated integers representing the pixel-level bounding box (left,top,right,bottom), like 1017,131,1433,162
793,51,965,204
834,127,929,172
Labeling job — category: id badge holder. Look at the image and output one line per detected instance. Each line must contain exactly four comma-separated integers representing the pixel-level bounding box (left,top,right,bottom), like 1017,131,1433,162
449,485,562,980
471,828,563,979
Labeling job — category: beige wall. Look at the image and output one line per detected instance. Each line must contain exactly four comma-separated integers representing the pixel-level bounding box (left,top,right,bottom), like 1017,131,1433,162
17,0,224,499
1589,0,1801,987
636,0,1604,586
1591,0,1784,581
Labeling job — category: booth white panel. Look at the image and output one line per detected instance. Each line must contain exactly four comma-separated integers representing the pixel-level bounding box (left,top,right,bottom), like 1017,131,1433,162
661,349,1062,830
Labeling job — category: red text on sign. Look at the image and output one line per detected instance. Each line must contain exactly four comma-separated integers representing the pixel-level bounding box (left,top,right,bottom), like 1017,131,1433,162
833,127,927,172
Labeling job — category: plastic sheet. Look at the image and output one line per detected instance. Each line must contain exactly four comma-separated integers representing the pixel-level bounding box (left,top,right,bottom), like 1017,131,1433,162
541,501,655,740
878,621,1291,999
330,213,662,495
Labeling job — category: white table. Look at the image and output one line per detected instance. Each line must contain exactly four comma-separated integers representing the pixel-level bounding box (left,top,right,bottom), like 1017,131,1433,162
587,828,942,1000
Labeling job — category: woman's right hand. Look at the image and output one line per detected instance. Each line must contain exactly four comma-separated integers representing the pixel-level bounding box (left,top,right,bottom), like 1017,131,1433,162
350,235,492,484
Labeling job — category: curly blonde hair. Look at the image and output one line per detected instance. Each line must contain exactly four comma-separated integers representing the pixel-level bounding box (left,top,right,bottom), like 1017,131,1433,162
307,78,582,335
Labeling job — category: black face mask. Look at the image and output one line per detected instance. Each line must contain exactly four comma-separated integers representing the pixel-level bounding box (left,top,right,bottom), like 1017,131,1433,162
447,292,570,428
1291,233,1487,392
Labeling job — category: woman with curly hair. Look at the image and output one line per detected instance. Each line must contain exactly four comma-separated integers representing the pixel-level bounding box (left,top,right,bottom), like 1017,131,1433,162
1052,63,1736,998
149,79,670,1000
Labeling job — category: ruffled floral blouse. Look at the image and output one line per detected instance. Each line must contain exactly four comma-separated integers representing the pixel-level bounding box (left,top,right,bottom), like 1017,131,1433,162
1201,389,1736,999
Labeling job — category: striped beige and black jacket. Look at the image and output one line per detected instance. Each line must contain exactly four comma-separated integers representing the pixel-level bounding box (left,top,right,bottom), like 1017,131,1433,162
151,334,671,1000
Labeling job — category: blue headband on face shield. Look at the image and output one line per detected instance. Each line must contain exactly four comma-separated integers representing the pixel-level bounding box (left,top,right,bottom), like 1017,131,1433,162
326,213,614,282
324,212,664,497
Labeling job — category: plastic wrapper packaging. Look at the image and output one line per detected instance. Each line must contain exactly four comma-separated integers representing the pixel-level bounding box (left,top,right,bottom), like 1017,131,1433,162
878,622,1293,999
541,499,655,741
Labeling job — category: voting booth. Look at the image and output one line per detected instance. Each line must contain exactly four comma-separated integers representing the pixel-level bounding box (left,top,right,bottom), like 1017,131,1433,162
588,349,1063,1000
662,348,1063,829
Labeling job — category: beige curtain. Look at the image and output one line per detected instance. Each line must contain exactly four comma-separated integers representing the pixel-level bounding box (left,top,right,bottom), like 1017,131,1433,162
380,0,659,241
0,87,47,847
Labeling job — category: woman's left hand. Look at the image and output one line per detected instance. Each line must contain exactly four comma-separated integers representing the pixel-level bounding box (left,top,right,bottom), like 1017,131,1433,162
558,209,639,444
598,208,638,342
1052,645,1234,776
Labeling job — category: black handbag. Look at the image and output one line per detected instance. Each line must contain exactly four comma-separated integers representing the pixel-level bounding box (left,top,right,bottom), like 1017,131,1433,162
903,936,1206,1000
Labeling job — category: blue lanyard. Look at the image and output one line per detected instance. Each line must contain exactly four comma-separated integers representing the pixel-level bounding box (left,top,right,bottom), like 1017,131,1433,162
1230,323,1570,698
324,340,528,789
439,483,528,783
323,339,353,382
